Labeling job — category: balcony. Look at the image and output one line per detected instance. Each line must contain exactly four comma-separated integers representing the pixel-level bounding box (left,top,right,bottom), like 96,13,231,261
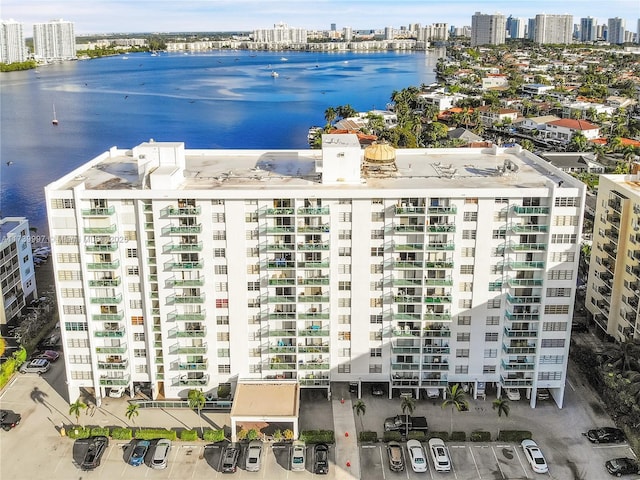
269,362,297,370
426,224,455,233
424,277,453,286
393,243,423,251
512,205,549,215
178,361,208,371
392,313,422,321
297,241,330,251
502,345,536,354
297,260,329,268
269,295,297,303
266,261,296,269
94,327,125,338
297,207,330,215
85,243,118,252
167,293,206,304
425,242,455,251
163,242,203,253
297,225,330,233
88,277,121,287
428,205,457,214
392,328,421,337
392,363,420,370
506,294,541,305
507,278,544,287
165,261,203,270
503,327,537,338
424,312,452,321
509,224,549,234
268,312,297,320
265,226,296,234
167,278,205,287
395,206,426,215
171,327,207,338
168,311,206,321
170,343,208,354
425,261,454,269
175,374,209,386
82,206,116,216
391,346,421,354
505,311,540,321
87,260,120,270
164,206,201,216
394,295,422,303
424,296,452,304
298,328,330,336
90,294,123,304
500,376,533,387
162,224,202,235
299,377,330,386
394,224,425,233
266,243,296,252
299,362,330,370
394,261,423,269
297,345,330,354
423,328,451,337
268,277,296,286
268,329,297,337
95,344,127,354
84,225,117,234
265,207,295,215
298,277,330,285
505,261,545,270
297,295,329,303
298,311,330,320
501,360,535,371
99,375,130,386
422,363,449,371
423,346,450,354
97,358,128,370
92,311,124,321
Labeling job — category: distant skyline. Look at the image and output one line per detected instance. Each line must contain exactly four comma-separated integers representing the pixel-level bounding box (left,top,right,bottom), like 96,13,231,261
2,0,638,35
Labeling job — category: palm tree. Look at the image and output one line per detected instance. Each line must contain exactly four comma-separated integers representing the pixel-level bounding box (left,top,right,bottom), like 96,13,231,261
324,107,337,126
352,400,366,431
400,395,416,439
492,397,510,439
69,398,87,426
125,403,140,426
441,384,469,434
604,340,640,373
188,389,206,436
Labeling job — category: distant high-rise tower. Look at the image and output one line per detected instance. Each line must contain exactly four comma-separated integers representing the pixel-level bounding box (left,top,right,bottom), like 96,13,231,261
343,26,353,42
471,12,506,46
527,18,536,40
580,17,597,42
506,16,526,39
384,26,394,40
534,14,573,44
33,18,76,61
0,19,27,63
607,17,626,44
330,23,336,32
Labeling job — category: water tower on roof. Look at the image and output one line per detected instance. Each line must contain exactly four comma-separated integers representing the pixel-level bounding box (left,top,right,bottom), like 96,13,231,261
362,141,397,176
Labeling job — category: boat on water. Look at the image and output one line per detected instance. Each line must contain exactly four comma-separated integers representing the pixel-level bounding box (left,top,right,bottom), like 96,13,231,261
52,104,58,125
280,57,288,61
271,71,279,78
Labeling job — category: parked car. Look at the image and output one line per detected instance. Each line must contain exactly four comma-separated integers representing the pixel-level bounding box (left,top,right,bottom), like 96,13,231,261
429,438,451,472
585,427,625,444
521,439,548,474
387,441,404,472
407,439,427,473
370,384,385,396
291,440,306,472
245,440,263,472
504,388,521,401
425,387,440,399
221,443,240,473
571,321,588,333
0,409,21,431
151,439,171,469
384,414,428,432
128,439,150,467
313,443,329,475
605,457,639,476
36,350,60,362
19,358,50,374
109,386,126,398
536,388,550,401
81,436,109,470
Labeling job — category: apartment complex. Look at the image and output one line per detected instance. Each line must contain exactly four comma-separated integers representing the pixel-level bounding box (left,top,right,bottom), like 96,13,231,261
471,12,506,46
607,17,626,45
33,18,76,62
0,217,37,325
0,19,27,64
534,14,574,44
586,173,640,341
580,17,598,43
45,137,585,408
252,22,307,44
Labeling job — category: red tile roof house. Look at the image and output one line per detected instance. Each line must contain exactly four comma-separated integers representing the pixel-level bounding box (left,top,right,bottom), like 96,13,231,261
544,118,600,143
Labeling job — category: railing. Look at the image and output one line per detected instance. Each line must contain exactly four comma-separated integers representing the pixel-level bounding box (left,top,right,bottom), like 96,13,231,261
268,277,296,285
84,225,117,234
92,312,124,321
298,329,330,336
90,294,123,304
394,225,425,233
503,327,537,338
509,224,549,233
428,205,457,214
162,224,202,234
297,242,330,251
86,244,118,252
82,206,116,216
97,360,128,370
174,375,209,386
422,346,450,354
168,278,205,287
178,362,208,371
393,243,423,251
165,261,204,270
395,205,426,214
299,363,330,370
129,399,232,410
426,224,455,233
425,242,456,251
94,328,125,338
505,311,540,321
266,243,296,251
512,205,549,215
297,225,330,233
297,207,330,215
99,375,130,386
87,260,120,270
171,344,208,354
501,360,535,371
167,294,206,304
265,208,295,215
506,294,541,304
168,311,206,321
392,363,420,370
297,295,329,303
298,346,330,353
423,329,451,337
88,278,121,287
96,344,127,354
502,345,536,354
163,242,203,252
298,277,330,285
165,206,201,216
424,312,452,321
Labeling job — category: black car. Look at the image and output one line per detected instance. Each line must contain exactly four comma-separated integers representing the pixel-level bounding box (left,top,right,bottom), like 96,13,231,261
572,321,588,333
371,384,385,396
0,409,21,431
313,443,329,475
605,457,639,476
585,427,625,444
81,436,109,470
221,443,240,473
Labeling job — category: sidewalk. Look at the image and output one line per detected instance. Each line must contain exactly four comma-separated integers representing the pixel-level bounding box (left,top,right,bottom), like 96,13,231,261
332,396,360,480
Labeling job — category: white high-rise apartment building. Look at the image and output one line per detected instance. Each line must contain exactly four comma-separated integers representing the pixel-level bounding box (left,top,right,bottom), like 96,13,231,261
607,17,626,44
253,22,307,44
471,12,506,46
46,137,584,408
0,19,27,64
534,14,573,44
343,26,353,42
418,23,449,43
33,18,76,61
580,17,598,42
506,16,526,39
1,217,38,325
586,173,640,342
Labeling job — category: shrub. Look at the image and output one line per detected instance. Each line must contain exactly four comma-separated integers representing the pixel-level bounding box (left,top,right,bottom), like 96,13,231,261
382,431,402,442
470,431,491,442
497,430,532,443
217,384,231,399
272,429,283,442
135,429,177,441
450,431,466,442
203,429,226,442
90,427,110,437
111,427,133,440
237,429,248,441
299,430,335,444
359,431,378,443
426,431,449,441
407,431,427,441
283,429,294,441
246,429,259,441
180,429,198,441
67,426,91,439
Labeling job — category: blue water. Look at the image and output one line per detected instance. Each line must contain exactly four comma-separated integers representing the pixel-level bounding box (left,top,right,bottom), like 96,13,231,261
0,49,440,235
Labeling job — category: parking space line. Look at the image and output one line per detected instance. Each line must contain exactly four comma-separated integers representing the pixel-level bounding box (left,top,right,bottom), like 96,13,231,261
379,445,386,480
490,445,506,479
513,445,530,479
469,446,482,479
448,446,460,480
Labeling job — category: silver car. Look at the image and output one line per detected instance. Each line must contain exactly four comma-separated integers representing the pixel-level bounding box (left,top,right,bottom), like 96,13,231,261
151,439,171,469
19,358,50,374
291,440,306,472
245,440,263,472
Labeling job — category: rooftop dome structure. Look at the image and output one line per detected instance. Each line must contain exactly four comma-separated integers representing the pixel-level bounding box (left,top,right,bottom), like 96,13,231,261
362,141,397,176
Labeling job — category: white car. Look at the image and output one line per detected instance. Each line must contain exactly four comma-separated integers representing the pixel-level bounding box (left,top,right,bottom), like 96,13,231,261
291,440,306,472
504,388,521,401
521,439,548,474
109,386,126,398
428,438,451,472
245,440,263,472
151,439,171,469
407,439,428,473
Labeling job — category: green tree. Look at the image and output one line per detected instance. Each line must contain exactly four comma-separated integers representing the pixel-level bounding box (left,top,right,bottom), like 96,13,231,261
520,139,535,152
188,389,206,435
324,107,337,125
568,131,588,152
69,398,87,426
492,397,510,438
400,395,416,439
125,403,140,426
441,384,469,434
352,399,366,431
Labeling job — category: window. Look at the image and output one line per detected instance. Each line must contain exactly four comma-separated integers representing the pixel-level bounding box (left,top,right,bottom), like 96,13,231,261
213,230,226,240
538,371,562,381
133,333,145,341
51,198,75,209
70,371,93,380
459,299,472,308
370,281,382,291
339,348,351,357
485,333,498,342
551,234,577,244
338,315,351,324
218,365,231,374
539,355,564,364
124,231,137,241
370,264,383,274
555,197,579,207
247,298,260,308
494,211,507,221
126,248,138,258
212,213,225,222
495,197,509,204
372,198,383,204
63,305,85,314
338,331,351,341
544,305,569,315
543,321,568,331
546,288,571,297
483,365,496,374
549,252,575,262
492,229,506,239
56,253,80,263
247,264,259,274
456,349,469,358
339,230,351,240
67,355,91,364
127,266,139,276
460,265,474,275
461,247,475,257
246,230,258,240
55,235,78,245
486,316,500,325
541,339,565,348
463,212,478,221
371,230,384,239
370,331,382,340
462,230,476,240
214,248,226,257
553,215,579,226
465,198,478,204
488,299,501,309
339,199,351,205
135,365,148,374
65,322,88,331
369,364,382,373
216,282,228,292
339,298,351,307
215,265,227,275
370,315,383,324
484,349,497,358
459,282,473,292
216,298,229,308
371,247,384,256
369,297,381,307
548,270,573,280
371,212,384,222
217,332,230,341
339,247,351,256
339,212,352,222
67,338,89,348
457,333,470,342
129,300,142,309
338,264,351,274
247,281,260,291
457,315,471,325
338,363,351,373
217,349,230,358
131,316,144,325
217,316,229,325
245,213,258,222
370,348,382,357
339,281,351,290
128,283,141,292
455,365,469,374
488,281,503,291
61,288,83,298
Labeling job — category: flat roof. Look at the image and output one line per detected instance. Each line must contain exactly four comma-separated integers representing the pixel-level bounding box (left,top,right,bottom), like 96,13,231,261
230,382,300,418
50,142,580,194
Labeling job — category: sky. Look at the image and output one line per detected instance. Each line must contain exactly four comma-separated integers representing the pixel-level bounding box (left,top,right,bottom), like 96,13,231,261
2,0,639,35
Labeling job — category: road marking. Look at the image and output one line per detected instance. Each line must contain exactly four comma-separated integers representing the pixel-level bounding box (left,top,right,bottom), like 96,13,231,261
379,445,386,480
567,379,576,391
469,445,482,479
491,445,506,479
593,444,631,449
361,444,377,449
513,446,530,479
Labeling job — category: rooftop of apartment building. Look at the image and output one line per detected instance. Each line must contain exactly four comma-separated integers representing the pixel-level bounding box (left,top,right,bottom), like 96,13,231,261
0,217,25,245
51,137,580,195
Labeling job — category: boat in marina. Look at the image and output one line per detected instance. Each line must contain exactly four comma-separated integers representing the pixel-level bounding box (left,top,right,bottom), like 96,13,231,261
52,104,59,125
271,71,279,78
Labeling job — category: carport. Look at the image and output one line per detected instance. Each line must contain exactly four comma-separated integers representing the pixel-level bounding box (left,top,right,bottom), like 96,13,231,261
229,380,300,442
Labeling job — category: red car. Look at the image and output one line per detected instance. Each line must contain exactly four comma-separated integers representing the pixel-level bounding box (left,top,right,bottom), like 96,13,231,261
36,350,60,362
